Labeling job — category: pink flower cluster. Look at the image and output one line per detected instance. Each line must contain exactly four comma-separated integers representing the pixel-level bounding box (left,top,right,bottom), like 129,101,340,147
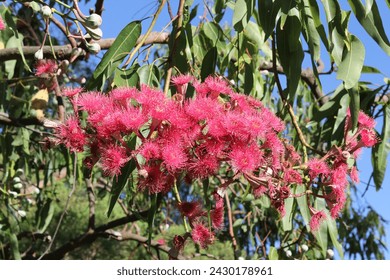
0,15,5,31
54,74,378,243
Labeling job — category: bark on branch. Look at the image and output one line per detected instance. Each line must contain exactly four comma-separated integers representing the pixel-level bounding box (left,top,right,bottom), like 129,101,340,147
0,32,170,61
39,210,149,260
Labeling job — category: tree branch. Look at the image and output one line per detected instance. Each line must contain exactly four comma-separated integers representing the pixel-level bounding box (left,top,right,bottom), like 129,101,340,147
0,32,170,61
39,210,149,260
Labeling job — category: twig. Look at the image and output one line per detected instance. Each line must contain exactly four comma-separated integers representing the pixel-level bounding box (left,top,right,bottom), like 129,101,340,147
50,16,77,48
85,176,95,231
0,33,170,61
38,153,78,260
40,210,149,259
163,0,186,94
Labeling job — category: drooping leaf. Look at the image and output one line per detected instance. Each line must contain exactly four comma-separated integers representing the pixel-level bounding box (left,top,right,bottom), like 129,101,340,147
347,87,360,131
200,47,217,81
4,11,31,72
268,246,279,260
258,0,282,40
87,21,141,90
244,63,254,95
203,22,222,46
36,199,55,233
282,196,294,231
295,184,311,231
327,217,344,259
276,12,304,99
348,0,390,55
337,35,365,90
372,105,390,189
107,135,137,217
313,198,328,258
233,0,249,32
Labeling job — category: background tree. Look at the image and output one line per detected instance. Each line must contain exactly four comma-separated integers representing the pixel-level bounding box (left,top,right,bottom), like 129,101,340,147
0,0,389,260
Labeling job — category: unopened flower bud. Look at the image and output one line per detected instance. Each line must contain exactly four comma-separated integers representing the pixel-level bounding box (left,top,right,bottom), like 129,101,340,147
17,210,27,217
342,151,350,159
15,168,24,176
33,187,40,194
9,191,18,198
86,42,101,54
13,177,21,184
84,13,102,29
85,27,103,40
285,250,292,258
301,244,309,252
326,249,334,259
139,169,148,179
13,182,23,189
41,6,52,19
34,48,44,60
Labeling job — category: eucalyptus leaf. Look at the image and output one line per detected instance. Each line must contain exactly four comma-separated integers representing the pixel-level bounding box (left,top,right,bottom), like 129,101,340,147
372,105,390,189
348,0,390,55
337,35,365,90
87,21,141,90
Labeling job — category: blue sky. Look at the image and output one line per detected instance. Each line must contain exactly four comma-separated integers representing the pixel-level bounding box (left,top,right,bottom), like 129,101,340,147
83,0,390,259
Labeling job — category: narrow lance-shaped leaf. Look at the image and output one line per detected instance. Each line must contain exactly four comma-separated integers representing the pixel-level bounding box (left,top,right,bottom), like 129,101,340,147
348,87,360,131
337,35,365,90
372,105,390,189
87,21,141,90
107,134,137,217
327,216,344,259
348,0,390,55
313,198,328,258
258,0,281,40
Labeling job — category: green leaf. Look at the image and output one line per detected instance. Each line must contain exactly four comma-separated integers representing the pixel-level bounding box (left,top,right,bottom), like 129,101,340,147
337,35,365,89
348,0,390,55
137,64,160,87
8,232,21,260
313,198,328,257
268,246,279,260
203,22,222,45
327,217,344,259
4,11,31,72
113,64,139,87
282,196,294,231
362,65,382,74
87,21,141,90
233,0,248,32
200,47,217,81
244,63,254,95
372,105,390,189
276,13,304,98
258,0,282,40
37,199,54,233
301,0,321,61
332,92,349,144
4,35,20,79
347,87,360,131
107,158,136,217
295,184,310,231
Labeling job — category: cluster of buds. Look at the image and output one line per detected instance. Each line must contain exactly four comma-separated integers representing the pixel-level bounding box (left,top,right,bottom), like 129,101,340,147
53,74,378,249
